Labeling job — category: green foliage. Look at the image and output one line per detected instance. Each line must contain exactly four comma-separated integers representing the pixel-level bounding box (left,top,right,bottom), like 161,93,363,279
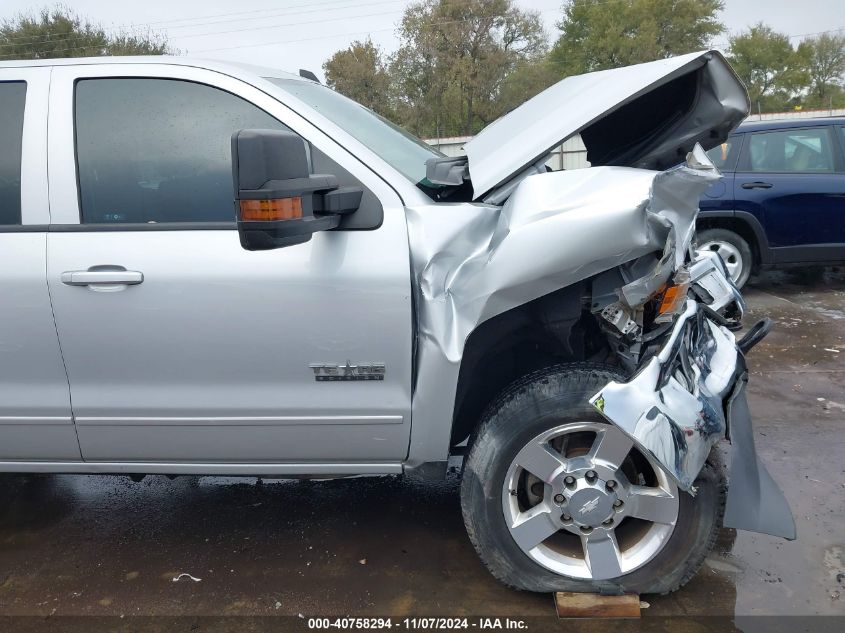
497,58,560,114
550,0,724,76
796,33,845,104
389,0,548,137
323,39,393,118
728,24,808,112
0,5,171,60
320,3,844,131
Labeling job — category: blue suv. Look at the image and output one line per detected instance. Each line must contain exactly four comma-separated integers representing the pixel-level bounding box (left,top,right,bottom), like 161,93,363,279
698,117,845,287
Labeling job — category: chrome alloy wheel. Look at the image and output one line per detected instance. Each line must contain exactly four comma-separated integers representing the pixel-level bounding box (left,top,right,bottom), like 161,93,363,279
697,239,743,284
502,422,679,581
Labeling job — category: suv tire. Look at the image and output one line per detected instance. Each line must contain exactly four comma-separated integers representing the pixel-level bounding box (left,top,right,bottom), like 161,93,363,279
460,363,725,595
696,228,753,288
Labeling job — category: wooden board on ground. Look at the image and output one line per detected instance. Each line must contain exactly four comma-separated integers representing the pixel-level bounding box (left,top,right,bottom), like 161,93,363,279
554,592,641,619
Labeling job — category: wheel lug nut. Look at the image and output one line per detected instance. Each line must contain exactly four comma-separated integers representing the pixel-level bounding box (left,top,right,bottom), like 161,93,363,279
585,470,597,482
564,476,576,487
561,514,572,522
602,518,614,527
579,526,593,534
613,499,624,509
606,480,617,489
530,482,543,496
553,493,565,505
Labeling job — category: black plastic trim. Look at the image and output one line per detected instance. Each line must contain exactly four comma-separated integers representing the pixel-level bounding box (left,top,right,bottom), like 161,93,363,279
48,222,236,232
0,224,48,232
2,220,390,233
737,317,772,354
771,243,845,264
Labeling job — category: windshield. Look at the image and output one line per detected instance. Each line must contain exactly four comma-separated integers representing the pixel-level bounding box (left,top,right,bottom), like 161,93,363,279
266,78,444,194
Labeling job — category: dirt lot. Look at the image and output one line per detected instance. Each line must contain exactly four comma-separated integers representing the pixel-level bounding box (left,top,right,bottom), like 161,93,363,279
0,269,843,631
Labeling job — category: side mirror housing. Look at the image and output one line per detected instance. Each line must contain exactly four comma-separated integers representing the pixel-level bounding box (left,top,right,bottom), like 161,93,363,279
231,129,362,250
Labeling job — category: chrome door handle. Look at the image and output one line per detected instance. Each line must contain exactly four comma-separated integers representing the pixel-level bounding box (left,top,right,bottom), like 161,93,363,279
61,269,144,286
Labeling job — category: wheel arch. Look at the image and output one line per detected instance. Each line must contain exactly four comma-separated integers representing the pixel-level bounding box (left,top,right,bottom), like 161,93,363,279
697,211,772,266
448,276,614,450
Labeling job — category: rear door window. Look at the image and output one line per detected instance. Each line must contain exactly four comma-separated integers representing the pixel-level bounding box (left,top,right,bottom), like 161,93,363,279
705,137,740,171
0,82,27,225
746,127,835,173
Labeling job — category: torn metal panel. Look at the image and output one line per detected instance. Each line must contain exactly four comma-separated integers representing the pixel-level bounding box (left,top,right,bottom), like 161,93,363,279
405,147,721,466
589,299,741,491
689,251,747,314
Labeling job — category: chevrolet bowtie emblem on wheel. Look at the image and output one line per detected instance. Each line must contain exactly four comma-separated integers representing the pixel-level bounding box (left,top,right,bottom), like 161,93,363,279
579,495,601,516
309,362,386,381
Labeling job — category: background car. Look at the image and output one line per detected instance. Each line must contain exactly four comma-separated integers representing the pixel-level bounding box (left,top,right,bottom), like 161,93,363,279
697,117,845,287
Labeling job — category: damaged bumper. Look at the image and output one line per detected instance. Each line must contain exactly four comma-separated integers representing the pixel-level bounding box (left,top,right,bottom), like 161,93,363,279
591,298,736,492
590,255,796,540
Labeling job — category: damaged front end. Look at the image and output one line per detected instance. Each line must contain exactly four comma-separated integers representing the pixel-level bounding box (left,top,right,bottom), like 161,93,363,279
407,142,795,541
588,149,796,540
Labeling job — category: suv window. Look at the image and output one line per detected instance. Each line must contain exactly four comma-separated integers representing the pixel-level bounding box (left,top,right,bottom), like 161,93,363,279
0,82,27,225
75,79,290,224
706,138,739,171
747,127,834,173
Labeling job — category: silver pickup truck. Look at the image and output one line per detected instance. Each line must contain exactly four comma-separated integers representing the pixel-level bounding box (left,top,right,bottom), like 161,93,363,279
0,50,794,595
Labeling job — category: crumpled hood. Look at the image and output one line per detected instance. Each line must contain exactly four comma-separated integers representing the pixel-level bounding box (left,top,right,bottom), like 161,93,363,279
463,50,748,199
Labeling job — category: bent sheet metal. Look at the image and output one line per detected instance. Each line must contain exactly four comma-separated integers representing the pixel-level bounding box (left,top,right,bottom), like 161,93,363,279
406,146,795,540
406,147,721,470
590,299,739,492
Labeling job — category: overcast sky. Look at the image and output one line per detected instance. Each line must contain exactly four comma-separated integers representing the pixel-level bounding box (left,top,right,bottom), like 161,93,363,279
2,0,842,80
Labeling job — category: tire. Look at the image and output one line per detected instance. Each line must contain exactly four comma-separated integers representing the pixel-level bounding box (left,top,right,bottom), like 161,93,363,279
460,363,725,595
696,228,753,288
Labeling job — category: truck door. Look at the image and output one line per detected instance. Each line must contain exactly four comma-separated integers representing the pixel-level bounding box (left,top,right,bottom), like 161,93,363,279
45,64,412,469
0,67,80,462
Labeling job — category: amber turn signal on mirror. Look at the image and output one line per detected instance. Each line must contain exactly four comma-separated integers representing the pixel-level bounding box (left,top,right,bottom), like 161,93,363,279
239,197,303,222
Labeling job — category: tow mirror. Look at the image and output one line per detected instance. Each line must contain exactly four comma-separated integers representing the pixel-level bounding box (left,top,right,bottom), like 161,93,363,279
231,129,362,250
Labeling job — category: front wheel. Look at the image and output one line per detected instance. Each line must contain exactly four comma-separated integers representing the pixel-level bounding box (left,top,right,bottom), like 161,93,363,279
460,364,725,595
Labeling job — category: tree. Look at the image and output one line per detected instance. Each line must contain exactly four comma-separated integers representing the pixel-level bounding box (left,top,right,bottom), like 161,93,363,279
497,58,559,114
728,24,806,113
0,5,171,60
796,33,845,105
550,0,724,76
323,38,393,117
389,0,548,137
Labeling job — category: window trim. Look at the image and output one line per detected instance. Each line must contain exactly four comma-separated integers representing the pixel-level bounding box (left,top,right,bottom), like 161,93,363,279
737,124,843,174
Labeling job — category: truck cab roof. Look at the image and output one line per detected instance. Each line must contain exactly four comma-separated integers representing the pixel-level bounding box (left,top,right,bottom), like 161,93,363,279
0,55,307,83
